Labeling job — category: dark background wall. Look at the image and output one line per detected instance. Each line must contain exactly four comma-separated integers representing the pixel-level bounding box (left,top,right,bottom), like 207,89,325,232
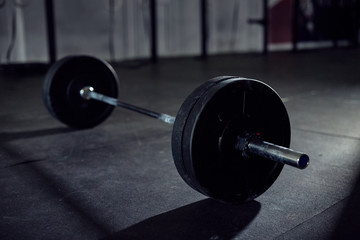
0,0,264,63
0,0,358,64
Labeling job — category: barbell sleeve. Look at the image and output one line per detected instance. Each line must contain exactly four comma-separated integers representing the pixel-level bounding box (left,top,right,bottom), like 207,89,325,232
246,138,309,169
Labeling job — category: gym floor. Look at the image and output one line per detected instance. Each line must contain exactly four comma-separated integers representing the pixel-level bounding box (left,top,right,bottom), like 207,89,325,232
1,48,360,239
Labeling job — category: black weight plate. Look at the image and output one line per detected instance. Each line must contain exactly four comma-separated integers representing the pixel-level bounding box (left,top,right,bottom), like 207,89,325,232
172,77,290,204
172,76,239,190
43,56,119,129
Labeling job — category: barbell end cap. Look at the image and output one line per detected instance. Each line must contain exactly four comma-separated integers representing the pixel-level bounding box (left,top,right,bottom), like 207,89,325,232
80,86,94,100
297,154,310,170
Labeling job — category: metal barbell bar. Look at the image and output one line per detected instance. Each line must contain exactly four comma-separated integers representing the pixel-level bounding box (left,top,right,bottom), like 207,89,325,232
80,86,176,124
79,86,308,170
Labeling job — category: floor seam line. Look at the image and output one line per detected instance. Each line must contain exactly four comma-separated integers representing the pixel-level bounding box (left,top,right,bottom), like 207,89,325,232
274,195,351,239
293,128,360,141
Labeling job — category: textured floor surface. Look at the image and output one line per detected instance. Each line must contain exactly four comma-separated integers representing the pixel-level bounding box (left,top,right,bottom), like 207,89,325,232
1,49,360,239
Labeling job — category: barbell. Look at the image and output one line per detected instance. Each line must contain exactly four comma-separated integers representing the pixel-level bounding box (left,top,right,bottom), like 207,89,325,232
43,55,309,203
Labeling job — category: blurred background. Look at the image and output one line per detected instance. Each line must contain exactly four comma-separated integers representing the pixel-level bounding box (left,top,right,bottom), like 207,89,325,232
0,0,358,65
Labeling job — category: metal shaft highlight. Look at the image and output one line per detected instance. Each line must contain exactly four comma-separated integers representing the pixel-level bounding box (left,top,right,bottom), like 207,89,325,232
247,138,309,169
80,86,176,124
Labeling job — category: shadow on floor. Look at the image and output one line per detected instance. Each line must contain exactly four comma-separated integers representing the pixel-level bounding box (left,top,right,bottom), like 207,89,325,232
331,162,360,239
103,199,261,240
0,127,74,143
0,142,112,238
1,138,261,239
